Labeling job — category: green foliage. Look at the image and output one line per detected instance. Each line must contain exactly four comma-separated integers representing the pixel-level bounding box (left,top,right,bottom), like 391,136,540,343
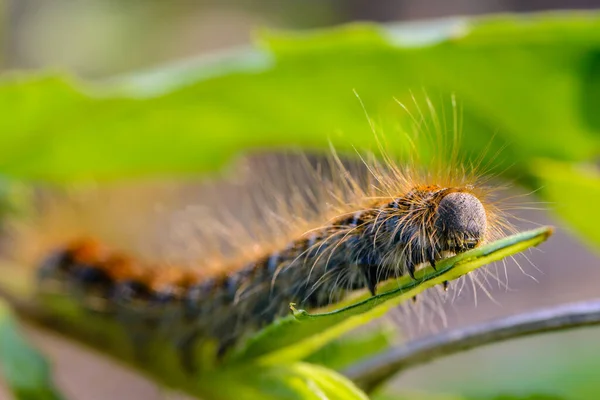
0,13,599,184
0,10,598,400
532,159,600,249
488,396,565,400
0,300,63,400
303,328,393,371
197,362,369,400
373,393,467,400
372,393,565,400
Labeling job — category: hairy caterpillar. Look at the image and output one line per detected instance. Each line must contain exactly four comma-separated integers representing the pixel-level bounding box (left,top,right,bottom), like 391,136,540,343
34,97,517,371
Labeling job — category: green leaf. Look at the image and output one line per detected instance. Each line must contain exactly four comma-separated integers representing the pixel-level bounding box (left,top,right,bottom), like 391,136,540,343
1,12,599,182
530,159,600,249
231,226,553,363
197,362,369,400
303,327,394,371
0,300,63,400
372,393,565,400
372,393,467,400
485,395,566,400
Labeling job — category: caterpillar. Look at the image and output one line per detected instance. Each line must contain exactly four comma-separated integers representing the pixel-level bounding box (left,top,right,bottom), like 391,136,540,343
33,98,516,371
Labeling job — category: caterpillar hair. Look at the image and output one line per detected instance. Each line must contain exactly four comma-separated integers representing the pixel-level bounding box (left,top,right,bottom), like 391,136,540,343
34,95,520,371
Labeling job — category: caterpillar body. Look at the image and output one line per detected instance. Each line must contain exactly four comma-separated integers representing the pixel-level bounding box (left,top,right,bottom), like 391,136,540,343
37,175,509,364
34,99,516,371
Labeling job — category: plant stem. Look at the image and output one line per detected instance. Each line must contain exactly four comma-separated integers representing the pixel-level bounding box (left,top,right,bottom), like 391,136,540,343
343,299,600,392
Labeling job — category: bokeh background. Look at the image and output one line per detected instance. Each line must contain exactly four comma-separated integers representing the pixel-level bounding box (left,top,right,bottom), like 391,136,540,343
2,1,600,400
5,0,600,77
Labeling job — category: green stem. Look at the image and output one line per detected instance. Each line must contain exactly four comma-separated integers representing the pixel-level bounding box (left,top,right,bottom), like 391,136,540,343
344,299,600,392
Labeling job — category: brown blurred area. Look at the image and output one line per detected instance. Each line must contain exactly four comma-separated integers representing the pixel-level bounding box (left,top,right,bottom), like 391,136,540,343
2,1,600,399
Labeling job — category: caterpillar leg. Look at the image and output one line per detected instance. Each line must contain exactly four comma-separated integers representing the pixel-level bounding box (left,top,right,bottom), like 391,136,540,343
360,264,379,296
177,330,201,373
428,250,437,270
406,261,416,280
217,337,236,360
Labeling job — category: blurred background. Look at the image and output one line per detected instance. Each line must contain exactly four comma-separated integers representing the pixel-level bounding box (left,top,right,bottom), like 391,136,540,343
3,0,600,77
2,1,600,400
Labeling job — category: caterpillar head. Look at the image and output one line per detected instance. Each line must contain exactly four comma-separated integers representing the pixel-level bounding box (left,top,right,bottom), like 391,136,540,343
435,191,487,252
